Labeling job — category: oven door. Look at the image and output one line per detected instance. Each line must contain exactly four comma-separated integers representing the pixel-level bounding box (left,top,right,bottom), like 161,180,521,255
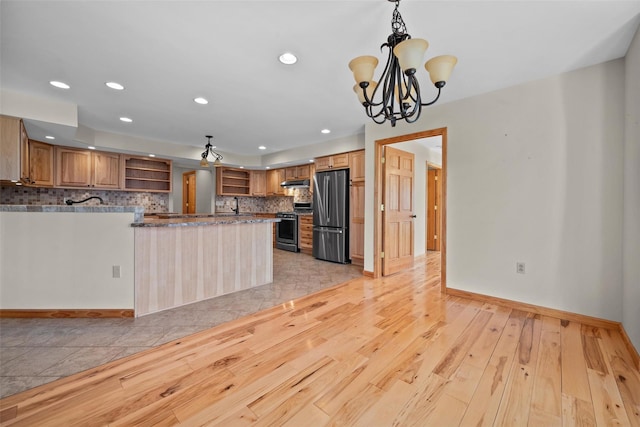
276,217,298,252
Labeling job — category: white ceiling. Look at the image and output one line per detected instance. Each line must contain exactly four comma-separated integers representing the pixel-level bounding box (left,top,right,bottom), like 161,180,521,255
2,1,640,163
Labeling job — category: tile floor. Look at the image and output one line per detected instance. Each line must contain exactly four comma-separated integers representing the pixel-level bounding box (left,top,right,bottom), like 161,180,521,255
0,250,363,399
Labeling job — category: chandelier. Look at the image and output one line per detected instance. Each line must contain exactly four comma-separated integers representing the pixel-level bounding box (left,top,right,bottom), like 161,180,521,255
200,135,223,167
349,0,457,126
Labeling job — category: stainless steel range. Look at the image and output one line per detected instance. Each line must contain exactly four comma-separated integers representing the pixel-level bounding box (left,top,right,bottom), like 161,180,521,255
275,202,313,252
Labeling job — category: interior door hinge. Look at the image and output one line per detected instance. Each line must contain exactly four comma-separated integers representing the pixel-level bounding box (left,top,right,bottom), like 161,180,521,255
381,204,384,211
434,205,437,210
381,251,385,259
434,235,438,239
435,176,438,181
381,157,385,164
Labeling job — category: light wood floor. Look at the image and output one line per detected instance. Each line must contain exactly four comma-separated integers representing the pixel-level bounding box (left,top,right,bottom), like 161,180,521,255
1,252,638,426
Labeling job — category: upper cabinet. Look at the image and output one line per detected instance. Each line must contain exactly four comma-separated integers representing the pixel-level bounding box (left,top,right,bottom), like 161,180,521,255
122,155,171,192
266,168,285,196
285,164,311,180
56,147,122,189
27,140,54,186
0,115,28,182
314,152,349,172
217,167,250,196
349,150,365,182
250,170,267,197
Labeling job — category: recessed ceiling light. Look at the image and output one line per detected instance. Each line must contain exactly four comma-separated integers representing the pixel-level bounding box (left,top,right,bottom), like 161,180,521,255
149,154,156,157
239,166,244,169
120,117,133,123
258,146,266,150
266,166,271,169
106,82,124,90
309,159,314,163
278,52,297,65
50,81,70,89
88,146,96,150
45,135,55,140
194,97,208,105
321,129,331,134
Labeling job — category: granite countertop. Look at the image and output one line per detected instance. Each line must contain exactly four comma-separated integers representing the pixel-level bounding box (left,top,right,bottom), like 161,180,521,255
132,215,281,228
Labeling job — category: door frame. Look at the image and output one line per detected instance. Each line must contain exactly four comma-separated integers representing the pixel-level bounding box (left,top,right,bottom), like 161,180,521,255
374,127,448,293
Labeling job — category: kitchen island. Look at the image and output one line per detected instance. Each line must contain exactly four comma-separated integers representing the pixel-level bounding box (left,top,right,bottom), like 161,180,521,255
0,207,279,317
132,214,280,316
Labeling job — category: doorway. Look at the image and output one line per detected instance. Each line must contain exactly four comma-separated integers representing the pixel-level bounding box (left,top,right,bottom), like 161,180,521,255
374,127,448,292
182,171,196,214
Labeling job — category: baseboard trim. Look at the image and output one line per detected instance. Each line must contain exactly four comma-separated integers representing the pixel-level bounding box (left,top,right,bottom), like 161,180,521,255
447,287,640,369
0,309,134,318
447,288,620,329
363,270,374,278
618,323,640,370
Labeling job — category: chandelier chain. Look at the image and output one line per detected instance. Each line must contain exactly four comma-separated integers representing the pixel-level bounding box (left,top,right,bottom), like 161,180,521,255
391,1,407,36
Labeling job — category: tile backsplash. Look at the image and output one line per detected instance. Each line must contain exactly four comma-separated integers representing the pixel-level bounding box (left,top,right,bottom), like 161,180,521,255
215,188,312,213
0,186,169,213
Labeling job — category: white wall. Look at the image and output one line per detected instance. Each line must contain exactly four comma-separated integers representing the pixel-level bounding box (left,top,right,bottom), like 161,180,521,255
364,59,626,322
0,212,135,309
623,26,640,349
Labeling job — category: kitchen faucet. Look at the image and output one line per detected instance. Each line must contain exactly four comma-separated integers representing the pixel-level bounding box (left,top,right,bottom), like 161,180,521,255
232,196,239,215
65,196,104,205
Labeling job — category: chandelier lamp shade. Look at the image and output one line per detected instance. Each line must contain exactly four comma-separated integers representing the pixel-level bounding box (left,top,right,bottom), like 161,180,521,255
200,135,223,167
349,0,457,126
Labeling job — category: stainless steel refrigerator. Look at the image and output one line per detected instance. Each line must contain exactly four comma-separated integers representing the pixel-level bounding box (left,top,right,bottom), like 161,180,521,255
313,169,350,263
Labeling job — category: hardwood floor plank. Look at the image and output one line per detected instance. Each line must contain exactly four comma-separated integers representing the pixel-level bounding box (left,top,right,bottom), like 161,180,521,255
460,310,528,427
530,316,562,419
587,367,632,426
561,394,597,427
493,313,542,426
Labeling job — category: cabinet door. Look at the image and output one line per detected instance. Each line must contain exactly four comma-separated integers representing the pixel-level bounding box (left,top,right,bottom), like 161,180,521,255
349,150,365,182
93,151,121,189
0,115,22,181
350,180,365,266
331,152,350,169
266,168,285,196
285,167,297,180
56,147,92,187
250,170,267,196
314,156,332,171
29,140,54,186
20,120,30,182
295,164,310,179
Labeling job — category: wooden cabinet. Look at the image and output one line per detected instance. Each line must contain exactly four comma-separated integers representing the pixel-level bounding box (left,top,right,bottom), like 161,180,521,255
285,164,311,180
55,147,92,187
349,150,365,182
216,167,250,196
298,215,313,252
122,155,171,192
266,168,285,196
314,152,350,171
350,150,365,266
56,148,122,189
92,151,121,189
250,170,267,196
0,115,28,182
27,140,54,186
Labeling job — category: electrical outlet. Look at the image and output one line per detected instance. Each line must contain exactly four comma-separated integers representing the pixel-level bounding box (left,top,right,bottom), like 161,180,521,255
516,262,525,274
112,265,121,278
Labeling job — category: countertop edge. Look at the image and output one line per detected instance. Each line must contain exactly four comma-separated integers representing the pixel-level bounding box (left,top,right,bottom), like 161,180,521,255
132,217,281,227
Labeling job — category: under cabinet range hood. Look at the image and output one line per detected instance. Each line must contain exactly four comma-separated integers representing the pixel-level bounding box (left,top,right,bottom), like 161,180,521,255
280,179,310,188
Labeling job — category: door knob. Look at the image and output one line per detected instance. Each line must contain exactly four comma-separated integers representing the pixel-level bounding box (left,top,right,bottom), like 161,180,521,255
411,215,417,218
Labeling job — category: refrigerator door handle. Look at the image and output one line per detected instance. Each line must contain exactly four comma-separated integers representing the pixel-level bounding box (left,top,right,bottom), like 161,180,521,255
313,227,343,234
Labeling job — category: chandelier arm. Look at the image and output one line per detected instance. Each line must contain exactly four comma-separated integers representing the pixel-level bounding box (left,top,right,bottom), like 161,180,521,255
420,86,443,107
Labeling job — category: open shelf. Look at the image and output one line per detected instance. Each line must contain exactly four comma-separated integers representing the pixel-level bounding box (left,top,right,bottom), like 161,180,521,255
122,156,172,192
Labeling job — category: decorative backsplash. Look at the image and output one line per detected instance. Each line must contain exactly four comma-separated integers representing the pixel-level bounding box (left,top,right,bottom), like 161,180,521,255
0,186,169,213
215,188,312,213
